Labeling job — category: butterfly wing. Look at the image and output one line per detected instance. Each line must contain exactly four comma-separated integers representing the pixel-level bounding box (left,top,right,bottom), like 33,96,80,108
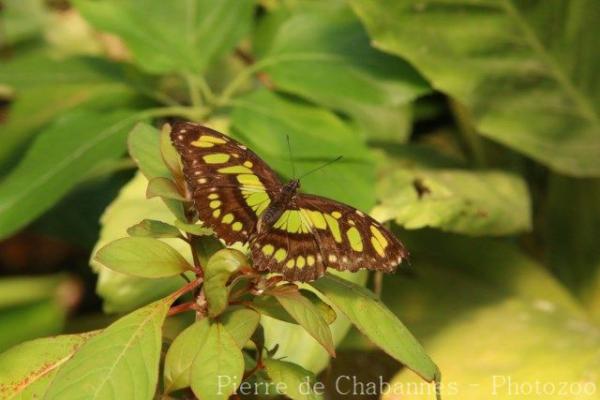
251,193,408,282
171,122,282,245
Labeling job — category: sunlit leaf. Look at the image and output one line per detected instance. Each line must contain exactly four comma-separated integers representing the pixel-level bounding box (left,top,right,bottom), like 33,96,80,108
163,319,211,393
0,332,97,399
127,219,182,238
312,274,439,382
146,176,186,201
351,0,600,176
174,220,213,236
204,249,247,317
272,288,335,357
221,307,261,348
190,322,244,400
95,237,193,278
44,295,175,399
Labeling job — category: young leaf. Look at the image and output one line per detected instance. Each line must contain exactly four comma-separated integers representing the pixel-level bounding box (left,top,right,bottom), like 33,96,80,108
44,295,175,399
0,332,98,399
0,110,140,240
146,176,186,201
128,123,186,221
251,295,296,325
221,307,261,348
351,0,600,177
263,358,323,400
272,288,336,357
95,237,192,278
191,323,245,400
160,123,182,180
204,249,247,317
164,319,211,393
311,274,439,382
174,220,213,236
127,219,182,238
74,0,254,74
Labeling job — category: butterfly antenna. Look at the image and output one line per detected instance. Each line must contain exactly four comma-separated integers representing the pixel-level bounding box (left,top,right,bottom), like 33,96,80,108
299,156,343,180
286,135,296,179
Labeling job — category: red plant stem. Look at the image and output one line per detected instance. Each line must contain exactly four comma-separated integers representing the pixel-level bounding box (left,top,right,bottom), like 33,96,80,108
167,301,196,317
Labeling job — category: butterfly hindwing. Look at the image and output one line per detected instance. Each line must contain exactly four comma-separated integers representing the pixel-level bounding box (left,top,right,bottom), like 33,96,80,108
171,122,282,245
251,194,408,281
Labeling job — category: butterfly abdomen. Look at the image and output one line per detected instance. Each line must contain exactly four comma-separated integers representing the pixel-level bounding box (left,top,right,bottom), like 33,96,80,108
256,180,300,234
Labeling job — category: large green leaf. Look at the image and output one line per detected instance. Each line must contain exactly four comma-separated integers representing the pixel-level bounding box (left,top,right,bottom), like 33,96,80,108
221,307,261,349
74,0,254,74
44,295,175,399
272,288,335,357
190,322,244,400
312,274,439,382
545,176,600,322
231,89,376,211
258,2,429,141
350,0,600,177
372,145,531,235
91,173,193,313
0,332,97,400
0,109,140,240
95,237,193,278
377,230,599,399
0,52,136,171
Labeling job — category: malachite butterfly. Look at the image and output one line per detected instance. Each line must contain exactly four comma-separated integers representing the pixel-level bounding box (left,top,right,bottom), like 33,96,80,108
171,122,408,282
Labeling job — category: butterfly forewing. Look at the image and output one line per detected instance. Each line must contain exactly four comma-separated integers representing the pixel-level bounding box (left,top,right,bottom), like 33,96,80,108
171,122,282,245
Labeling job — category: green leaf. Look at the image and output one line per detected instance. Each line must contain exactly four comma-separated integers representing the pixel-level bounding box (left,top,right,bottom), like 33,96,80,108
300,290,336,325
221,307,261,348
545,176,600,321
174,220,213,236
351,0,600,177
263,359,323,400
91,173,193,313
0,109,140,240
146,176,186,201
204,249,247,317
74,0,255,74
272,288,335,357
127,219,182,238
164,319,211,393
259,2,429,141
0,300,66,353
0,52,136,171
45,295,175,399
128,122,171,179
372,147,532,235
160,123,183,180
0,332,97,400
252,295,296,324
190,322,244,400
231,89,376,211
128,122,186,221
311,274,439,382
0,0,47,45
378,230,597,400
261,270,367,373
95,237,192,278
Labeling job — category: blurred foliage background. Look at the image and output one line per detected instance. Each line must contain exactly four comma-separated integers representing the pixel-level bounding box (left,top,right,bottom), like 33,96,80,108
0,0,599,399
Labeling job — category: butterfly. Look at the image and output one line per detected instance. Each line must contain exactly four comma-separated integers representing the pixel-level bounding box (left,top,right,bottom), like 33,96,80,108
170,122,408,282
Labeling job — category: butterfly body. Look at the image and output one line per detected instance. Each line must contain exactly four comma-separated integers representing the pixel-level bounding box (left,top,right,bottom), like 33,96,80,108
171,122,408,282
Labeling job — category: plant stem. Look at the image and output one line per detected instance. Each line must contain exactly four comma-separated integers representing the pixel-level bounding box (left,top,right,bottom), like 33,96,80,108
184,72,203,108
